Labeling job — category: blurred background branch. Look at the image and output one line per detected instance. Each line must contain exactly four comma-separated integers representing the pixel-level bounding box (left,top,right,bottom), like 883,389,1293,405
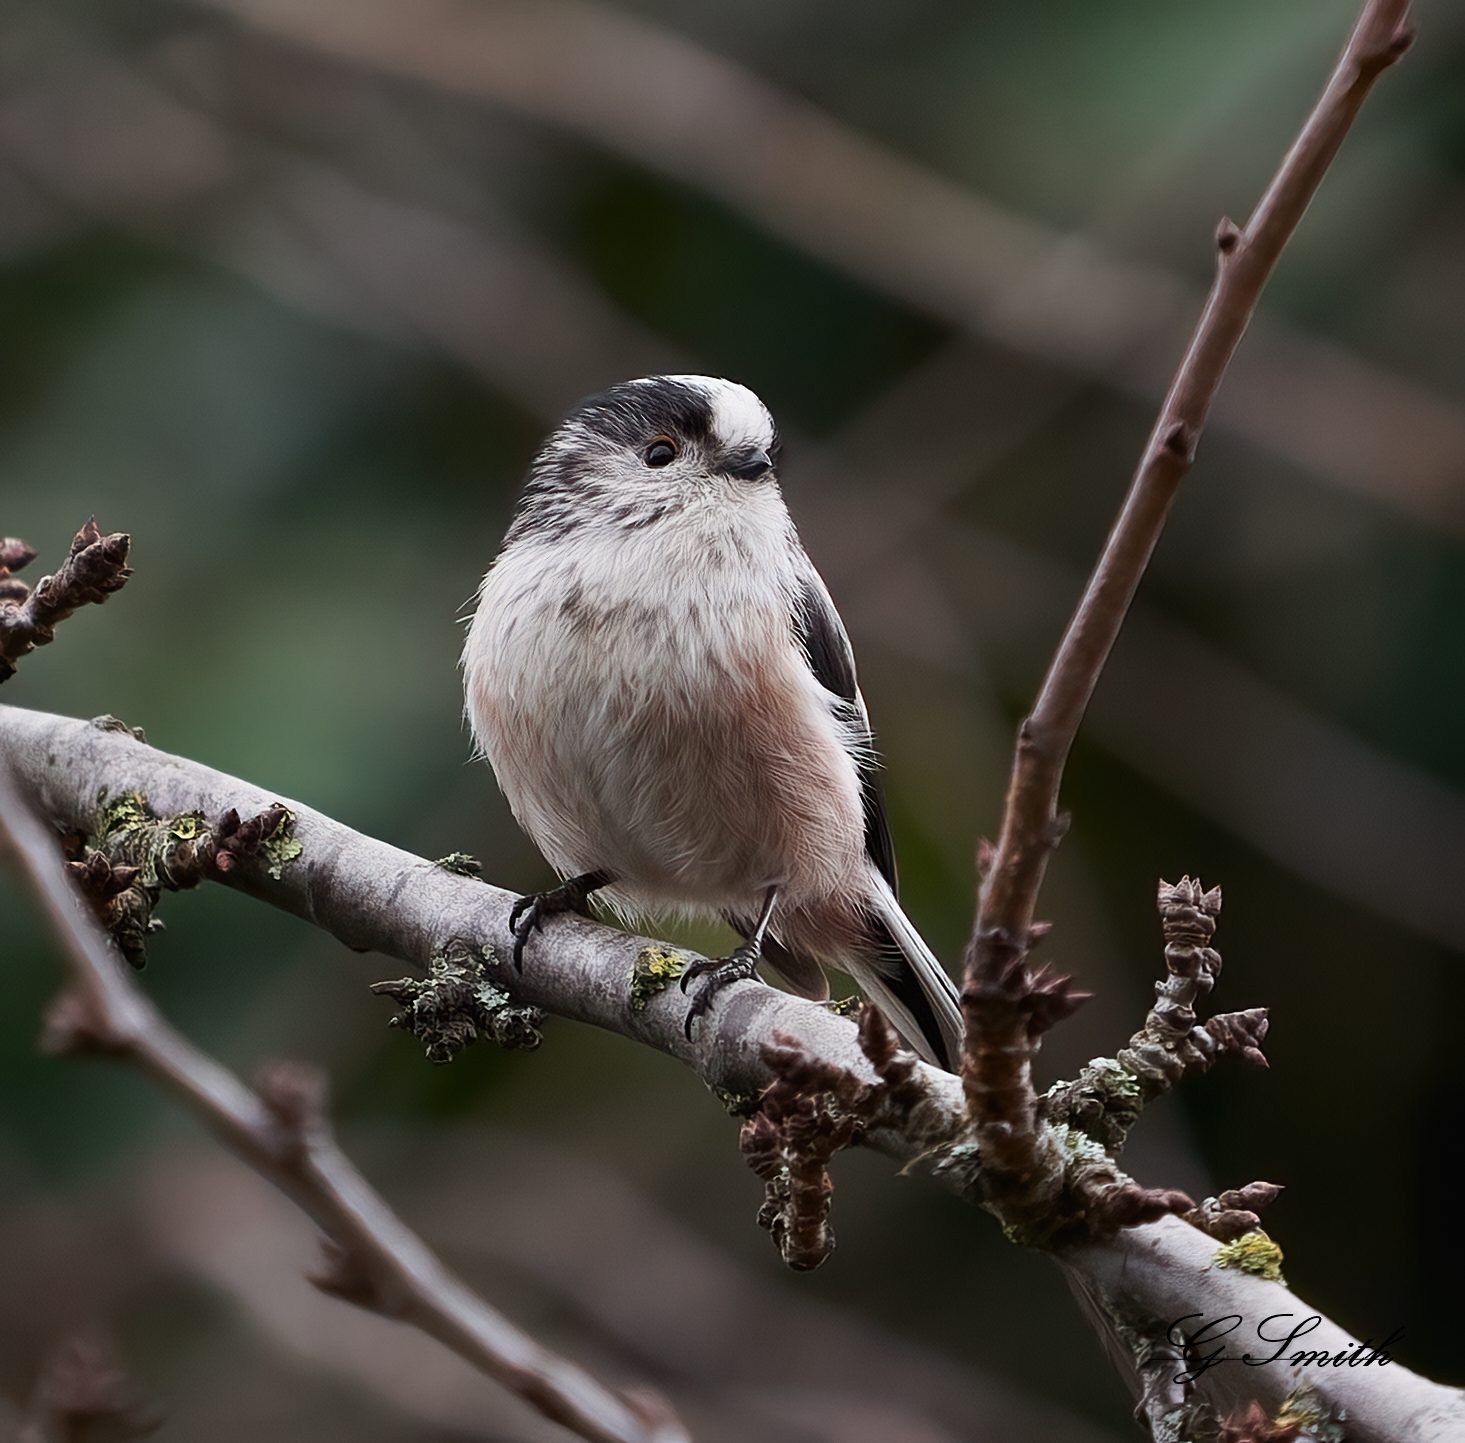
175,0,1465,532
0,762,688,1443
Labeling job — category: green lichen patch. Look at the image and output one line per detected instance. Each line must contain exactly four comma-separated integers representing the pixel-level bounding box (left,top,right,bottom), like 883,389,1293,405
260,809,302,880
1044,1055,1147,1153
90,714,148,742
1081,1056,1143,1106
825,994,864,1018
709,1085,761,1117
168,812,204,842
629,945,685,1011
372,940,543,1063
97,788,150,841
433,852,483,877
77,792,302,966
1049,1120,1113,1169
1275,1384,1345,1442
928,1138,984,1202
1213,1229,1285,1282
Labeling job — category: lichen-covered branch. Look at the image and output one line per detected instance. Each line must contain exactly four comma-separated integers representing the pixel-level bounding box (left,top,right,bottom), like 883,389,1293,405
64,789,299,967
0,521,132,683
0,762,689,1443
2,706,1462,1440
1044,878,1268,1153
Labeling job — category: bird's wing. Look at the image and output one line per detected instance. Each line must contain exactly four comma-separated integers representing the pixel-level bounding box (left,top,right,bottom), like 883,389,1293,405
789,564,963,1069
790,569,897,891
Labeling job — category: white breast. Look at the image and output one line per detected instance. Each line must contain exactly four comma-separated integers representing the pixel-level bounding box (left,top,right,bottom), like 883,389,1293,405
463,491,868,920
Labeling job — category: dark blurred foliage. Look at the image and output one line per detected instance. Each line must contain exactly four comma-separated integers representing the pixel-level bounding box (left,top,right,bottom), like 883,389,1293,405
2,0,1463,1437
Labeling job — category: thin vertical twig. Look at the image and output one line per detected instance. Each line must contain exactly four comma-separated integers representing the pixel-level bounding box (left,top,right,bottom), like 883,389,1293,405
960,0,1415,1194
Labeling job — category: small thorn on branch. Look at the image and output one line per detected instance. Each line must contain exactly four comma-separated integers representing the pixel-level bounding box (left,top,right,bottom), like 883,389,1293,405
1162,421,1196,462
1023,963,1092,1039
1388,21,1418,57
975,836,996,879
38,986,121,1057
308,1236,390,1312
256,1058,329,1163
25,1333,161,1442
966,940,1090,1043
1216,216,1242,254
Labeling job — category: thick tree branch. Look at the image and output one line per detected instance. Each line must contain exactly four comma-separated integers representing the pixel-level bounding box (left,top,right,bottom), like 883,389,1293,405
961,0,1414,1203
0,759,687,1443
2,705,1462,1441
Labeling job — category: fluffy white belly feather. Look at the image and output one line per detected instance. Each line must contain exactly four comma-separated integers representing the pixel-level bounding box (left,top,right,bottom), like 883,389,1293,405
463,514,867,920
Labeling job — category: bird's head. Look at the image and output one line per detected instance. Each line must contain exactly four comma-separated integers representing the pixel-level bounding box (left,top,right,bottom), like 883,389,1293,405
508,375,781,543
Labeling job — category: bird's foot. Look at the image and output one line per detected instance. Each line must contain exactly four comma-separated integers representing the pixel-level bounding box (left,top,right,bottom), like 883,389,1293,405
508,871,609,971
680,942,762,1038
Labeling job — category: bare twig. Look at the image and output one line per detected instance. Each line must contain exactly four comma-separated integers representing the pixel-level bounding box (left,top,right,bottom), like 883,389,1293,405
738,1046,861,1273
1043,879,1268,1153
736,1008,942,1272
960,0,1414,1194
0,521,131,683
0,764,688,1443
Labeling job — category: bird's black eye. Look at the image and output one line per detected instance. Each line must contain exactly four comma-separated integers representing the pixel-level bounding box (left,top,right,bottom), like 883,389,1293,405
644,437,677,468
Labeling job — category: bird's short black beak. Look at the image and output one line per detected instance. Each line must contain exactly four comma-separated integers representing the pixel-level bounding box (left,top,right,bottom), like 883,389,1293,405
723,447,774,481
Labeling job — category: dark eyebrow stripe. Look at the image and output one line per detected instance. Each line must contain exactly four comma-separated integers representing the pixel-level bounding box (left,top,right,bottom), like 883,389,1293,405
564,378,715,448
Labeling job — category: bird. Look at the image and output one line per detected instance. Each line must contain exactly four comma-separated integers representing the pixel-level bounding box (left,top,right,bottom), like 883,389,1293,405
462,375,963,1070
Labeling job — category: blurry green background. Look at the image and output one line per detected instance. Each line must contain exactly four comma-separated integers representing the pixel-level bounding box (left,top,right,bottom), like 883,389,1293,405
2,0,1463,1437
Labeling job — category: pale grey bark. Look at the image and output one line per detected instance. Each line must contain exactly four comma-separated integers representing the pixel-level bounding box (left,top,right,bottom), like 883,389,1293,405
3,703,1462,1441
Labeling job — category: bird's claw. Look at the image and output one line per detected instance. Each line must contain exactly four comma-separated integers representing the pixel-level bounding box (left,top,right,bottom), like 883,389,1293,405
681,944,761,1038
507,876,602,971
509,893,548,971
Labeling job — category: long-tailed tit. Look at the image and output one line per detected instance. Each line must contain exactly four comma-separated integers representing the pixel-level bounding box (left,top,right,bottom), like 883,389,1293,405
463,376,963,1069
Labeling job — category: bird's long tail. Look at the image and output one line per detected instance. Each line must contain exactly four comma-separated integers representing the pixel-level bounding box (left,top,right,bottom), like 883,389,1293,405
853,864,964,1071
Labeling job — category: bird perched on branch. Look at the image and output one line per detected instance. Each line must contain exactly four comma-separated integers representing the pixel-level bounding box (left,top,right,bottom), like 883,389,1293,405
463,376,962,1069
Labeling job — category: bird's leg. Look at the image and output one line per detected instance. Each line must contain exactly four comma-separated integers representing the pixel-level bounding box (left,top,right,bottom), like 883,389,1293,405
508,869,613,971
681,885,779,1037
